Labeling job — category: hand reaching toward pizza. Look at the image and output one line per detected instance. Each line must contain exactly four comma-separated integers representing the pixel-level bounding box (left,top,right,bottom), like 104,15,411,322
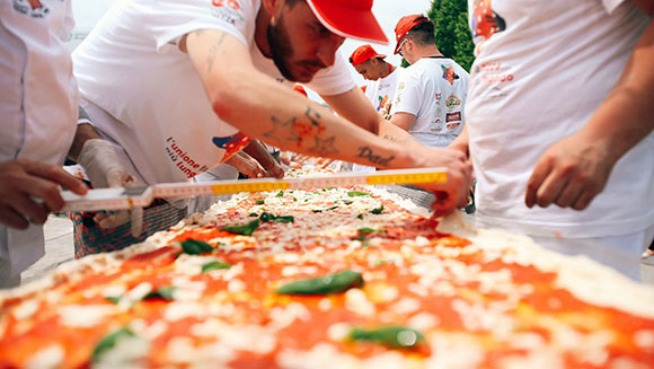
0,159,87,229
224,151,268,178
263,158,285,179
412,146,473,217
77,139,144,235
525,131,615,210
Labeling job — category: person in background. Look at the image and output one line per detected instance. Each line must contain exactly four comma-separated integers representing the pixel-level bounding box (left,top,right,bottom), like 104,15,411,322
390,14,470,149
348,44,402,174
450,0,653,280
349,44,401,121
0,0,88,288
68,0,472,257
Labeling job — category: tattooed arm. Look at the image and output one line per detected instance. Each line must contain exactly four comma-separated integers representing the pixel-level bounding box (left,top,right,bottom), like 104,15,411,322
183,29,414,167
322,87,421,145
183,29,472,215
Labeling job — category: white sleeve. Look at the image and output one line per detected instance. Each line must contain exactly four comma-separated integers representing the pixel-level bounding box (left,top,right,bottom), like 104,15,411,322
60,0,76,41
390,69,421,116
602,0,631,14
308,52,357,96
144,0,256,52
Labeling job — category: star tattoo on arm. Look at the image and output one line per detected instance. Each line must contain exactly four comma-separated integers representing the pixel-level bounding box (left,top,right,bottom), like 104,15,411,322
263,115,301,145
305,107,322,127
308,136,339,157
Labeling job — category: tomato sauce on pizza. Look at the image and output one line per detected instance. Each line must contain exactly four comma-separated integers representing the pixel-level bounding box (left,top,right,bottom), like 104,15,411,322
1,171,653,368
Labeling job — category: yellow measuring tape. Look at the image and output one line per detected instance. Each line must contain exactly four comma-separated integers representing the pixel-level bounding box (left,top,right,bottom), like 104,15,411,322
62,168,448,212
210,181,291,195
364,171,448,186
207,168,448,195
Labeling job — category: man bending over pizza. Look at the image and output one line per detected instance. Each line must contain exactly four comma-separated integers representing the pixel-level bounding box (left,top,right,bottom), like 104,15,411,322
67,0,473,257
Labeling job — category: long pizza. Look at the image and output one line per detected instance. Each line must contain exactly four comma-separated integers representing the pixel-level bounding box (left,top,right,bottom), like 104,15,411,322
1,168,653,368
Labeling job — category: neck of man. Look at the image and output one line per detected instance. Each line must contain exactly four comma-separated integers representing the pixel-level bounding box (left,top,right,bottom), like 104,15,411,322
255,5,273,58
380,62,395,78
415,44,444,61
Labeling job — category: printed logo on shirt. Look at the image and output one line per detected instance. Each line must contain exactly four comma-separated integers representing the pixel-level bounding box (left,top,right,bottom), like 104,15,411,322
446,112,461,123
211,0,244,25
430,118,443,132
476,62,515,85
444,95,461,110
212,132,252,161
12,0,51,18
434,93,442,103
446,122,462,130
376,95,390,112
165,137,211,179
393,81,406,106
471,0,506,41
441,65,460,86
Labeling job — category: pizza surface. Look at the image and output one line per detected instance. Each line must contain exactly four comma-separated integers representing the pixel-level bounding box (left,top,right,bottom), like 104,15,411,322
1,170,654,368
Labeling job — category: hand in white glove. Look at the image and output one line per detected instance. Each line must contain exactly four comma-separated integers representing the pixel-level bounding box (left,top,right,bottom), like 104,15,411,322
77,139,143,236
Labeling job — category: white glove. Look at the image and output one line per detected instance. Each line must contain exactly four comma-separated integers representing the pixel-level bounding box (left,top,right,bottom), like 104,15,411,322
77,139,144,236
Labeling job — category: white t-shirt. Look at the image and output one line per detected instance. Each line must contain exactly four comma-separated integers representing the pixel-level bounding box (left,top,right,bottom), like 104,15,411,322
364,67,402,117
72,0,355,186
0,0,78,274
466,0,653,238
351,68,402,174
391,57,469,148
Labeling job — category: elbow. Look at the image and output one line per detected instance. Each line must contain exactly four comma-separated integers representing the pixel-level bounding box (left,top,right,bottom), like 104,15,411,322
207,72,250,122
210,86,237,122
212,98,231,122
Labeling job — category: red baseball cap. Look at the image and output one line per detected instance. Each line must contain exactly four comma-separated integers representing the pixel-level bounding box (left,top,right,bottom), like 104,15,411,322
394,14,430,54
306,0,388,44
349,44,386,66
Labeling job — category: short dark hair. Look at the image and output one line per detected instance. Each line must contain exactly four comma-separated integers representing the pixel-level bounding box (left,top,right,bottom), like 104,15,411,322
406,20,435,47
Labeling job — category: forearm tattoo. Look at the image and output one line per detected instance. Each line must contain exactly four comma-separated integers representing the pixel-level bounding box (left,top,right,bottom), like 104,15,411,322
264,106,339,156
382,134,398,142
263,116,300,144
356,146,395,166
308,136,338,156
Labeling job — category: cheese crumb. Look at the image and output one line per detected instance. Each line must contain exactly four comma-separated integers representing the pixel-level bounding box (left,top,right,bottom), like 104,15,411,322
27,345,64,369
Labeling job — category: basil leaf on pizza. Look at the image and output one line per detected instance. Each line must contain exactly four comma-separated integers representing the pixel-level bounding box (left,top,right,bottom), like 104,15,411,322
350,326,425,349
259,212,294,223
221,219,260,235
105,296,121,304
92,327,137,362
180,239,214,255
312,205,338,213
276,270,364,295
143,286,176,301
201,261,232,272
347,191,370,197
355,227,385,241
